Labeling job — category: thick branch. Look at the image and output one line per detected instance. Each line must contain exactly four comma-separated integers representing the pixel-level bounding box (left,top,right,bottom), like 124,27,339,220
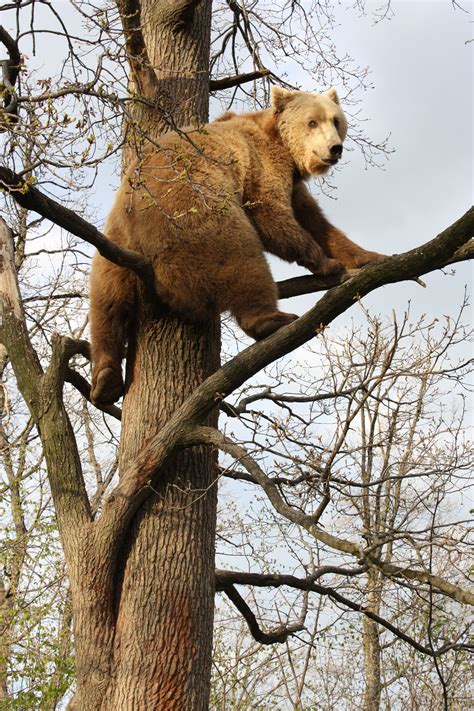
65,367,122,421
216,566,367,590
0,220,91,534
445,238,474,265
210,69,270,92
95,209,473,559
56,337,122,419
0,166,153,280
277,239,473,299
0,218,42,405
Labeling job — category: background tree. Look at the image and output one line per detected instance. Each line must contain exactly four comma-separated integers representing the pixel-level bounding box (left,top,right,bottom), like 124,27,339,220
0,1,472,709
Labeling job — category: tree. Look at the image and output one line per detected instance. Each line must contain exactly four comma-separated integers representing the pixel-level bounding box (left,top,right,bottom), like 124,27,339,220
0,1,472,708
212,307,472,709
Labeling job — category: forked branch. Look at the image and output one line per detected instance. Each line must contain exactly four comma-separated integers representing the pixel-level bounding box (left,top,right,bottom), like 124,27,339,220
220,584,305,644
216,567,473,656
210,68,270,91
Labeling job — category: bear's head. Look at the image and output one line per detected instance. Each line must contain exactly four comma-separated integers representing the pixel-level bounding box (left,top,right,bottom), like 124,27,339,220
272,87,348,178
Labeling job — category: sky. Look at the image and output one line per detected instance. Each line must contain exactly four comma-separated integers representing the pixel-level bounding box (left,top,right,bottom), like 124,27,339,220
267,0,473,324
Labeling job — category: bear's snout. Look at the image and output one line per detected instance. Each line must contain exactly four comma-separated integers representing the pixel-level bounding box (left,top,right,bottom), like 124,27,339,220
330,144,343,158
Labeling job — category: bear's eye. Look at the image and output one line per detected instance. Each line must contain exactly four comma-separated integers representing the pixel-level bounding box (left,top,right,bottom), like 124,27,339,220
308,120,317,128
334,117,340,129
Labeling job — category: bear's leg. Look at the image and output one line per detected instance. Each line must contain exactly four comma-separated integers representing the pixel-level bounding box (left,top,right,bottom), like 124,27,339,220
89,254,136,405
226,255,298,341
252,202,344,277
292,182,386,269
238,309,299,341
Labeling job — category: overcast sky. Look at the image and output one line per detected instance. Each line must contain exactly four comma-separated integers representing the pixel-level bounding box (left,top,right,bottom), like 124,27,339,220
267,0,472,325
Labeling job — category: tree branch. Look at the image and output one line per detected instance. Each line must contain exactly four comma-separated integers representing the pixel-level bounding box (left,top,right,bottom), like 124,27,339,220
276,238,473,299
0,166,153,280
221,583,305,644
94,208,473,562
445,238,474,265
216,567,473,657
0,25,21,124
216,566,367,590
210,69,270,92
55,336,122,419
0,218,42,405
65,367,122,421
0,219,91,536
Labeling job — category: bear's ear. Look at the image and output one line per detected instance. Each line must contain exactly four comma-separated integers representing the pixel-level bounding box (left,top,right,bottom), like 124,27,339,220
271,86,295,112
325,87,340,105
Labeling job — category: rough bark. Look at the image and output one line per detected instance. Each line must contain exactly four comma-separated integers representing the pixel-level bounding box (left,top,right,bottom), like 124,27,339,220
96,2,220,708
103,303,220,708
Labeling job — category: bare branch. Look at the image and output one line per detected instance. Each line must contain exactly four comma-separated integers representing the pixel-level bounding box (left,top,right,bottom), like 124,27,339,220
0,166,154,281
0,217,42,403
277,239,474,300
445,238,474,265
222,383,363,417
94,209,473,560
0,219,91,534
221,583,305,644
65,367,122,421
210,68,270,92
53,337,122,419
216,567,367,590
216,567,473,657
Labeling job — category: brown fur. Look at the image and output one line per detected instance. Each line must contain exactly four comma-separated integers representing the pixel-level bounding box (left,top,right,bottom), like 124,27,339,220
89,88,384,404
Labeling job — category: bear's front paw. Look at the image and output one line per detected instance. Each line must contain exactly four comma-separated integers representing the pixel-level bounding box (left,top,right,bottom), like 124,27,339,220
91,367,124,406
308,257,345,277
347,251,387,269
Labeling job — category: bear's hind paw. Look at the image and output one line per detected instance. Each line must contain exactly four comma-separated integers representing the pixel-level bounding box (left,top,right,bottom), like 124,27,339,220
91,367,124,406
246,311,298,341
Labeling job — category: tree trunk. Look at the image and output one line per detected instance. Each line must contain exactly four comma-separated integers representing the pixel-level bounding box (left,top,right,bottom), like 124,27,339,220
103,308,220,708
100,2,220,708
362,569,382,711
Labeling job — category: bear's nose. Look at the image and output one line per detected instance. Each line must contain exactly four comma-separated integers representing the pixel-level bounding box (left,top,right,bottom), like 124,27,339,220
330,144,343,158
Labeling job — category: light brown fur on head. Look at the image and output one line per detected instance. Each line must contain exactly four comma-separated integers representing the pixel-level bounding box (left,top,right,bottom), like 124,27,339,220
272,87,348,177
89,88,383,405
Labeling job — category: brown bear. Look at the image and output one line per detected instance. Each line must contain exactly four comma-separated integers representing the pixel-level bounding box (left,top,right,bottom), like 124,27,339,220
89,87,383,404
